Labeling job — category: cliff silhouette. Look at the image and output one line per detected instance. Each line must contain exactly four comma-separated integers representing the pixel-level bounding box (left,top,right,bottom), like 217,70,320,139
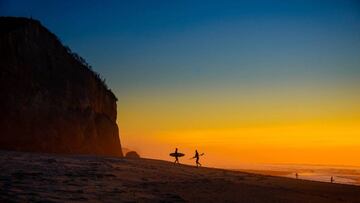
0,17,122,156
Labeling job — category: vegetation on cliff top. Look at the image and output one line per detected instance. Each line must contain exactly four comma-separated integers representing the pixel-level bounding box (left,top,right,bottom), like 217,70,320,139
0,16,117,101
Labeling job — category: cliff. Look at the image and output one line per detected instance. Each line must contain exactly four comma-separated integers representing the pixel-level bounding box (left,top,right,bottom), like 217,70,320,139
0,17,122,156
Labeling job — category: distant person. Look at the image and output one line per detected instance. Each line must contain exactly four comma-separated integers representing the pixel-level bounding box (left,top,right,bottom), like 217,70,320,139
193,150,202,167
174,148,179,164
295,173,299,179
169,148,184,164
331,176,334,183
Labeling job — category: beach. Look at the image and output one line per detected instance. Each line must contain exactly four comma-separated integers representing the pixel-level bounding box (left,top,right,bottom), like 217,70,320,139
237,163,360,186
1,150,360,202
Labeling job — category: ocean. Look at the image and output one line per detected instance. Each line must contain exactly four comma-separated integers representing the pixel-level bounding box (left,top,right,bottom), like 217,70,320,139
236,163,360,186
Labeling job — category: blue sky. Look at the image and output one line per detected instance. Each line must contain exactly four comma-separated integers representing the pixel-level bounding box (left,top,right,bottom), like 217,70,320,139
2,0,359,97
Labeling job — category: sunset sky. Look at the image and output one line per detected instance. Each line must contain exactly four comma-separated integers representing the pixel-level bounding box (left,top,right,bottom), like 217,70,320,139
2,0,360,167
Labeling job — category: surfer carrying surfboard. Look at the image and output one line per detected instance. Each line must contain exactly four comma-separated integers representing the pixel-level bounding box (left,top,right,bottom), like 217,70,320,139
174,148,179,164
170,148,184,164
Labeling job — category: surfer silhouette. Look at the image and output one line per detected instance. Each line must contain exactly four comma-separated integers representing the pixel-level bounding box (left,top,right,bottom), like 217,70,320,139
170,148,184,164
174,148,179,164
193,150,202,167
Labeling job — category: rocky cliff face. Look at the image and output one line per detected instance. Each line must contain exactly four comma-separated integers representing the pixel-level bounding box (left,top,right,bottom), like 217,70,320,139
0,17,122,156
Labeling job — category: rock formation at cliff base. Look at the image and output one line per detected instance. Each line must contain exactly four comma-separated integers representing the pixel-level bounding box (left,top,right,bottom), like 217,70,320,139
126,151,140,158
0,17,122,156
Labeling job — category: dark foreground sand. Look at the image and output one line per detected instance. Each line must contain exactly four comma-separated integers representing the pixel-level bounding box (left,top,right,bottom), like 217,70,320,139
0,151,359,203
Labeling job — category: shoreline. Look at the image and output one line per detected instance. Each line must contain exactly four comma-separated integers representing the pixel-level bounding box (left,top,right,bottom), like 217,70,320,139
1,150,360,202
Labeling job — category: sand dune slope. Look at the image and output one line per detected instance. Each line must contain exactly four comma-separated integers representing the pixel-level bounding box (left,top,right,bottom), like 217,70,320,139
0,150,359,202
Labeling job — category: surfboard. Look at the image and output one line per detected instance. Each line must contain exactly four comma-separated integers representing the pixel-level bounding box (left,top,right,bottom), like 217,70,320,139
169,152,185,157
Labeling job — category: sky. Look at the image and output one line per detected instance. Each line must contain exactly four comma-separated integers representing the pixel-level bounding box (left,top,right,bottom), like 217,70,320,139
1,0,360,168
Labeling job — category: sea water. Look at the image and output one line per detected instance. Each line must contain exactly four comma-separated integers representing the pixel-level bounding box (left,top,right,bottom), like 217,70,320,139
236,164,360,186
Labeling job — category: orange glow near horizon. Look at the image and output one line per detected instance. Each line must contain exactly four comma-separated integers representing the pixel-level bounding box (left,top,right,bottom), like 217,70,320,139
118,84,360,168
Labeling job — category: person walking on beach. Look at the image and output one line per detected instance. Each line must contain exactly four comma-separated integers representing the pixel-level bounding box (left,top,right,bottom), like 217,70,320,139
295,173,299,179
174,148,179,164
331,176,334,183
193,150,202,167
170,148,184,164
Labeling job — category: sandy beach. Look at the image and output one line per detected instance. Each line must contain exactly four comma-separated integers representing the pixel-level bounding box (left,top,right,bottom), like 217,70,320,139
1,150,360,203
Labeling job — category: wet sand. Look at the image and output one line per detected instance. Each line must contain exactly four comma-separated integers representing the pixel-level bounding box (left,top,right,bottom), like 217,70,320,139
0,150,360,202
238,165,360,186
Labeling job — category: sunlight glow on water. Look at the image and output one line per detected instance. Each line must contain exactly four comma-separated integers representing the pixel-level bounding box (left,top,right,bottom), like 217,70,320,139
236,164,360,186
